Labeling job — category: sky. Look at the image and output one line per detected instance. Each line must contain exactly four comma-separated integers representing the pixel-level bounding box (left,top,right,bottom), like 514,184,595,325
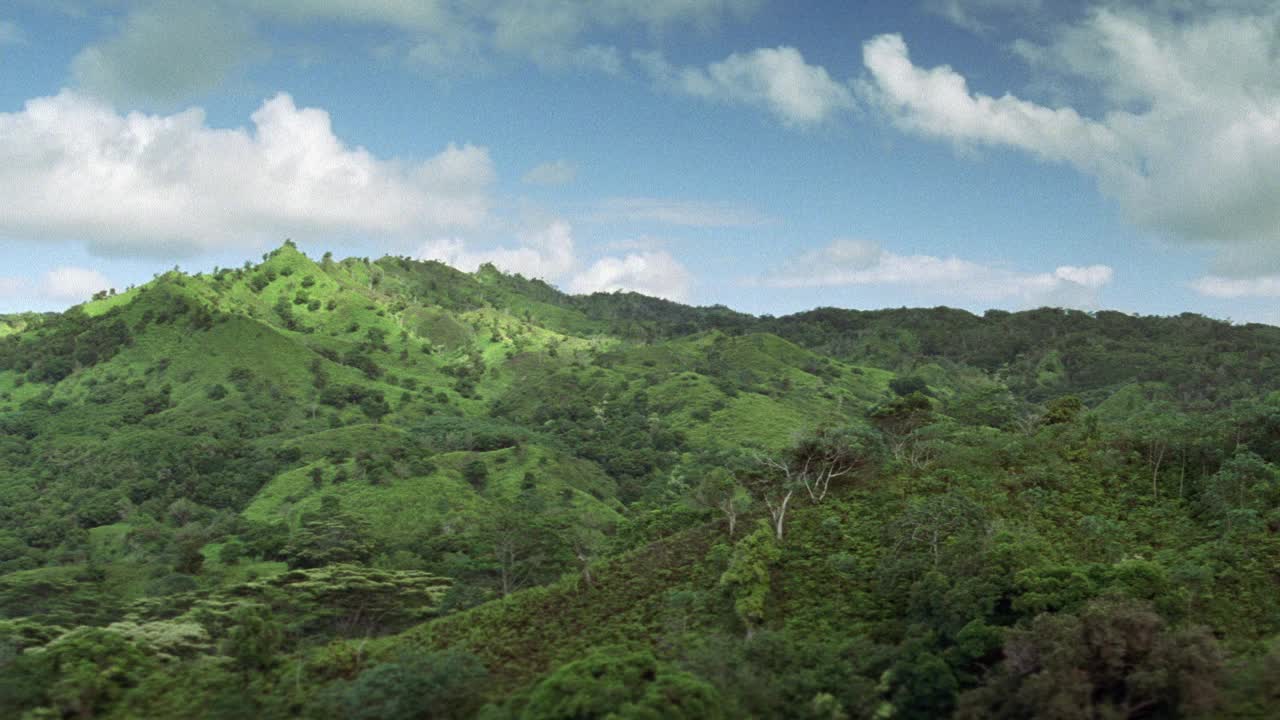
2,1,1279,324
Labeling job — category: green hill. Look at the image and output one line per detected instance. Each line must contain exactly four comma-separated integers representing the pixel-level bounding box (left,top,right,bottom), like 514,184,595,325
2,242,1279,718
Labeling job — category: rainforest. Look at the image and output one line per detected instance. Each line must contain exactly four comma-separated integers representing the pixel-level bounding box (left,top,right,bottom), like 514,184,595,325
1,242,1278,718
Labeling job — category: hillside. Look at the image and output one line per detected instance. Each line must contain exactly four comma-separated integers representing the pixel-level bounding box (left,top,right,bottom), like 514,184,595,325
2,243,1279,718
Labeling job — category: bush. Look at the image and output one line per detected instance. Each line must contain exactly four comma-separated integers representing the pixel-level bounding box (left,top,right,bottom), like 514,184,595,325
524,646,722,720
334,651,487,720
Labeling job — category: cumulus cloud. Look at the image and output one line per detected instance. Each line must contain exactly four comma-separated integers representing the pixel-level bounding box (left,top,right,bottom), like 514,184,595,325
637,46,855,126
593,197,772,227
569,251,693,302
0,267,114,306
72,3,260,104
762,239,1113,309
415,220,694,300
416,221,576,280
860,5,1280,274
0,91,494,257
522,159,578,186
861,34,1127,173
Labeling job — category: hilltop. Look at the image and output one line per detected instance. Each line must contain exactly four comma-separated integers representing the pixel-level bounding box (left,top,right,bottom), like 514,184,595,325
1,242,1279,718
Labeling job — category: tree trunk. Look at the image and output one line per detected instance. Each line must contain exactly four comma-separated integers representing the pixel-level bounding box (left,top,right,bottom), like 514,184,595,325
773,490,793,541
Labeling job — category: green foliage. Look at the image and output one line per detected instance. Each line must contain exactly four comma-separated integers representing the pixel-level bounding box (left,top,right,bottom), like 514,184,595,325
7,626,155,719
890,376,930,397
328,650,487,720
957,597,1223,719
223,603,282,673
719,525,781,636
283,513,376,568
463,459,489,490
3,243,1280,717
522,646,723,720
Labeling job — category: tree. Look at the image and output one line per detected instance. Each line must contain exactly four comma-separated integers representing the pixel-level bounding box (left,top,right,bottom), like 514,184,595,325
1040,395,1084,426
720,525,781,638
523,646,723,720
462,460,488,491
336,650,487,720
173,524,207,575
559,508,613,589
219,540,246,565
223,603,282,675
946,384,1018,430
751,427,881,539
890,376,930,397
1129,406,1188,500
889,494,988,571
693,468,751,537
482,503,565,597
283,513,375,568
236,565,450,637
746,467,796,542
19,627,154,719
869,394,933,464
957,597,1222,719
1202,449,1280,535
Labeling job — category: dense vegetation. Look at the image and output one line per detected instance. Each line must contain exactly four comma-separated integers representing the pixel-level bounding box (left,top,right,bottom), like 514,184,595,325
2,241,1279,718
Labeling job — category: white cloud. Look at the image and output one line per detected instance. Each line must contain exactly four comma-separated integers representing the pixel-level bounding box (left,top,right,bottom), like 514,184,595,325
861,34,1126,172
0,267,115,306
1052,264,1113,288
1191,275,1280,298
593,197,772,227
0,90,494,257
415,220,694,300
860,5,1280,274
72,4,260,104
41,267,113,302
569,251,693,302
522,159,578,186
637,45,855,126
762,239,1113,309
416,220,576,280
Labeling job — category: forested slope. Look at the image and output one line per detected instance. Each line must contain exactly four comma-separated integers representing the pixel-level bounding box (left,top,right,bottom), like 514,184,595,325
1,243,1279,718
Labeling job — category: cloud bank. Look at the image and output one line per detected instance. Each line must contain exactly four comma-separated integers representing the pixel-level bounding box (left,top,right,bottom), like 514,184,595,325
762,239,1113,309
858,5,1280,290
73,0,762,100
72,4,259,105
0,267,114,305
416,221,693,302
0,91,494,257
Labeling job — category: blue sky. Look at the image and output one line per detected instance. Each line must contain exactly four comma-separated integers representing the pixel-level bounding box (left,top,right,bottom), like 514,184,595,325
2,1,1278,324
